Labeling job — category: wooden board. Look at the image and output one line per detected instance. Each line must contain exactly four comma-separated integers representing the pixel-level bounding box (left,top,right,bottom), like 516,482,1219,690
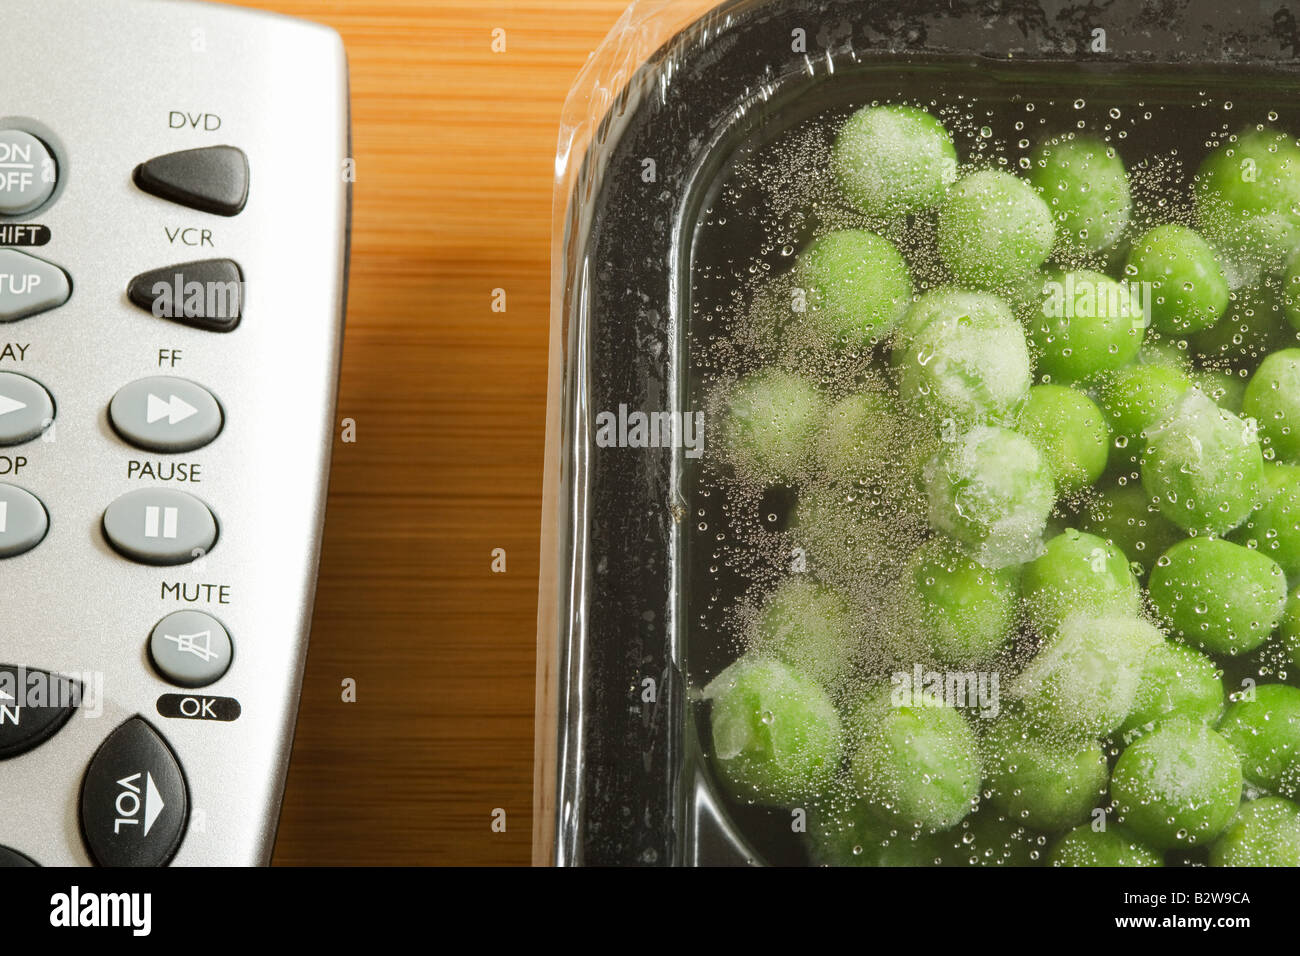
211,0,657,865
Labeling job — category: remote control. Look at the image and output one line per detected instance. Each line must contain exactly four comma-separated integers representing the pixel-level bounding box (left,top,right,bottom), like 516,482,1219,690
0,0,350,866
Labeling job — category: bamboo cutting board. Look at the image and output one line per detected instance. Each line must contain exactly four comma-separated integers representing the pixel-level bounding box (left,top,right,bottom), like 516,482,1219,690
212,0,670,865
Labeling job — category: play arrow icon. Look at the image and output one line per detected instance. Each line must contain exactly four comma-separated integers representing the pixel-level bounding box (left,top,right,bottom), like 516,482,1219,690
146,393,198,426
0,393,26,417
0,687,13,702
144,771,165,836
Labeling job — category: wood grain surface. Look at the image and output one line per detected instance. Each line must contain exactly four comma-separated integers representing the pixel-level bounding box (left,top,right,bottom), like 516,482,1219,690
210,0,659,865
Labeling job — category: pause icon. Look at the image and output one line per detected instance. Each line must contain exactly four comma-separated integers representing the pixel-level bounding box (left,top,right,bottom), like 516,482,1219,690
144,505,179,539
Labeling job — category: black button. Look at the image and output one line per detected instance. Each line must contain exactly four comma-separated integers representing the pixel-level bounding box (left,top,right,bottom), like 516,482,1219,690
133,145,249,217
0,845,38,866
80,717,188,867
0,665,79,760
127,259,243,333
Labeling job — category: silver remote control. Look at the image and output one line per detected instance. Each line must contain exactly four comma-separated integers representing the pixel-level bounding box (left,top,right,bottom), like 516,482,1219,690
0,0,350,866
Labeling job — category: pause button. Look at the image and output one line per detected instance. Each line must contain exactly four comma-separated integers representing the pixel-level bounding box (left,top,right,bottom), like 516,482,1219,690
103,488,217,566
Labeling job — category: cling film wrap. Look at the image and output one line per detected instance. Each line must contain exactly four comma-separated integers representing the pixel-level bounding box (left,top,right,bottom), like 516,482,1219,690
537,0,1300,866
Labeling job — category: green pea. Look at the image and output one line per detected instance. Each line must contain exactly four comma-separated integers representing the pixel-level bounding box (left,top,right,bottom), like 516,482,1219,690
1124,225,1229,336
1232,462,1300,579
1022,529,1140,635
1192,367,1247,413
796,229,913,347
1193,286,1291,369
1281,586,1300,673
1110,717,1243,849
848,689,981,830
1218,684,1300,798
1140,333,1193,372
703,654,843,807
807,804,953,867
831,105,958,219
1027,270,1145,384
1097,365,1192,447
937,170,1055,290
1048,824,1164,866
982,717,1109,831
1075,480,1182,579
945,810,1046,867
1030,134,1131,257
722,369,826,483
1140,388,1264,535
893,286,1012,355
815,391,906,485
1009,613,1164,740
1285,247,1300,331
1243,348,1300,462
902,537,1020,667
1194,128,1300,279
752,578,856,693
1148,537,1287,658
1209,797,1300,867
895,299,1032,427
1017,385,1110,496
1119,641,1224,740
924,425,1056,569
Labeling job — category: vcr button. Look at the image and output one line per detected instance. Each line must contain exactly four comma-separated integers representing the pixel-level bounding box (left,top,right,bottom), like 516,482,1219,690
0,665,80,759
0,130,56,216
0,483,48,558
127,259,243,333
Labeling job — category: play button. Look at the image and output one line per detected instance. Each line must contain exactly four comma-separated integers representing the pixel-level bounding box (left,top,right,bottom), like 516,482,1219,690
0,372,54,446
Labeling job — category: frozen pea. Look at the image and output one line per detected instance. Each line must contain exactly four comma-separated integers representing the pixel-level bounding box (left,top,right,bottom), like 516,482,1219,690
848,690,981,830
1140,388,1264,535
831,105,958,219
1017,385,1110,495
924,425,1056,569
893,286,1014,356
1009,613,1164,740
807,805,953,867
797,229,913,347
1193,286,1291,369
1218,684,1300,798
752,578,856,692
948,811,1045,867
1232,462,1300,579
1282,586,1300,673
902,537,1020,667
1028,270,1145,383
1192,367,1247,414
1110,717,1243,849
1124,225,1229,336
1139,333,1193,372
1194,128,1300,278
1022,529,1140,635
1147,537,1287,658
1119,641,1224,740
1209,797,1300,867
1030,134,1131,257
721,369,826,483
1048,824,1164,867
937,170,1055,290
982,718,1109,831
703,654,842,807
895,297,1032,426
1075,480,1182,579
1243,348,1300,462
815,391,906,484
1285,248,1300,330
1097,364,1192,444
